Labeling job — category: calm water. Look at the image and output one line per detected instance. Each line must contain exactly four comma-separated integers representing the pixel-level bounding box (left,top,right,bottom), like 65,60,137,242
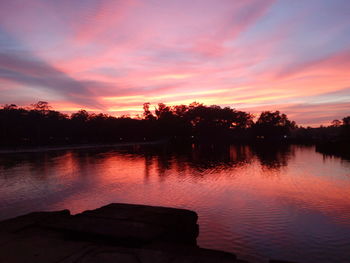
0,144,350,263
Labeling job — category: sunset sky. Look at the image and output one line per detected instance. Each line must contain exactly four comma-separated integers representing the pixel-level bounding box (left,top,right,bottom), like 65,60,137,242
0,0,349,126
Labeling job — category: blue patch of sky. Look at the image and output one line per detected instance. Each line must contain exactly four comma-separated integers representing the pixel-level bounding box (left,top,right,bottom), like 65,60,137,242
305,88,350,104
230,0,350,76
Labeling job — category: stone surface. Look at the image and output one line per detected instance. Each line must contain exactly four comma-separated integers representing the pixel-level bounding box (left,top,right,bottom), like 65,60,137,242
61,245,237,263
270,260,298,263
0,203,247,263
79,203,199,244
0,210,70,234
42,215,165,245
0,235,89,263
0,233,17,246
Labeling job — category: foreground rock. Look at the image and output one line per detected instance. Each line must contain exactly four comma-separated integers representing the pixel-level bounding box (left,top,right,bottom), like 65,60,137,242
0,203,246,263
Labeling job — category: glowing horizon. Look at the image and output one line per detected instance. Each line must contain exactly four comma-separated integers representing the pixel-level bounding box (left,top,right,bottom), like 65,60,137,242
0,0,349,126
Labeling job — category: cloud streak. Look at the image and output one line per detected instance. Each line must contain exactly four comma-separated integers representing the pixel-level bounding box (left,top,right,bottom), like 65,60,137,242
0,50,105,108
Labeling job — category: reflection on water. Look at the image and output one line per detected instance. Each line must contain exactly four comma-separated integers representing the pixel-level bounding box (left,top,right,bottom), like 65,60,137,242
0,144,350,263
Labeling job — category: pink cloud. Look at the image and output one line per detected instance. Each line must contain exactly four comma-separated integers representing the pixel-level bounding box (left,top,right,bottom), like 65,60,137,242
0,0,349,126
277,49,350,79
71,0,138,44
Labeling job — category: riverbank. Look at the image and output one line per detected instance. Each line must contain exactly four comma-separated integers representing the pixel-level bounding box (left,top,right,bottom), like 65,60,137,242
1,139,349,161
315,139,350,159
0,140,167,154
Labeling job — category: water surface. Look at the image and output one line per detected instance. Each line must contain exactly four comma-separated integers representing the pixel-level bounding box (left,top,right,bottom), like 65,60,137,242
0,144,349,263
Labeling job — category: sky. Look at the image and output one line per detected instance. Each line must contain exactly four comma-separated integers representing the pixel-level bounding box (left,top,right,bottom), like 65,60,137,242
0,0,349,126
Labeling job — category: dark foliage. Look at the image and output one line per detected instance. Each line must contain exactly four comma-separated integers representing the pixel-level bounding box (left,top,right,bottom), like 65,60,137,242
253,111,296,140
314,115,350,158
0,101,348,148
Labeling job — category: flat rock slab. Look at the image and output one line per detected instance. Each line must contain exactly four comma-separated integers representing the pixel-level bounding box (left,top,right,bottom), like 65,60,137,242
0,210,70,234
0,203,240,263
79,203,199,244
61,245,237,263
81,203,198,226
0,235,90,263
39,203,198,246
41,215,165,246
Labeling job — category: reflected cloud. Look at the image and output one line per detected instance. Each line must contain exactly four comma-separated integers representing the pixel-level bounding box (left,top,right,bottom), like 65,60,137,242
1,144,350,263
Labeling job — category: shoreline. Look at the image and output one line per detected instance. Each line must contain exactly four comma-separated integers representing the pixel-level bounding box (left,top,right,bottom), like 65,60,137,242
0,140,166,154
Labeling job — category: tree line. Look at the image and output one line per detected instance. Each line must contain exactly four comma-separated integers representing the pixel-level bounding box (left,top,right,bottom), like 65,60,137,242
0,101,349,147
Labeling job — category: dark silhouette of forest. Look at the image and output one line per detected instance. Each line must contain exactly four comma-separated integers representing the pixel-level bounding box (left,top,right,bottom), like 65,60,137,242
0,101,349,154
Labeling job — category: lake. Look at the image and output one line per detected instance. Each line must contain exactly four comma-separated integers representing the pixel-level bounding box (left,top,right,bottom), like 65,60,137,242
0,144,349,263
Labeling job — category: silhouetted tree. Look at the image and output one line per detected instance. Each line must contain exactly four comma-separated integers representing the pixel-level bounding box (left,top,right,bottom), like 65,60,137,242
1,101,347,148
343,116,350,126
254,111,295,140
31,101,51,114
331,119,342,127
71,110,89,122
143,103,156,120
341,116,350,139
